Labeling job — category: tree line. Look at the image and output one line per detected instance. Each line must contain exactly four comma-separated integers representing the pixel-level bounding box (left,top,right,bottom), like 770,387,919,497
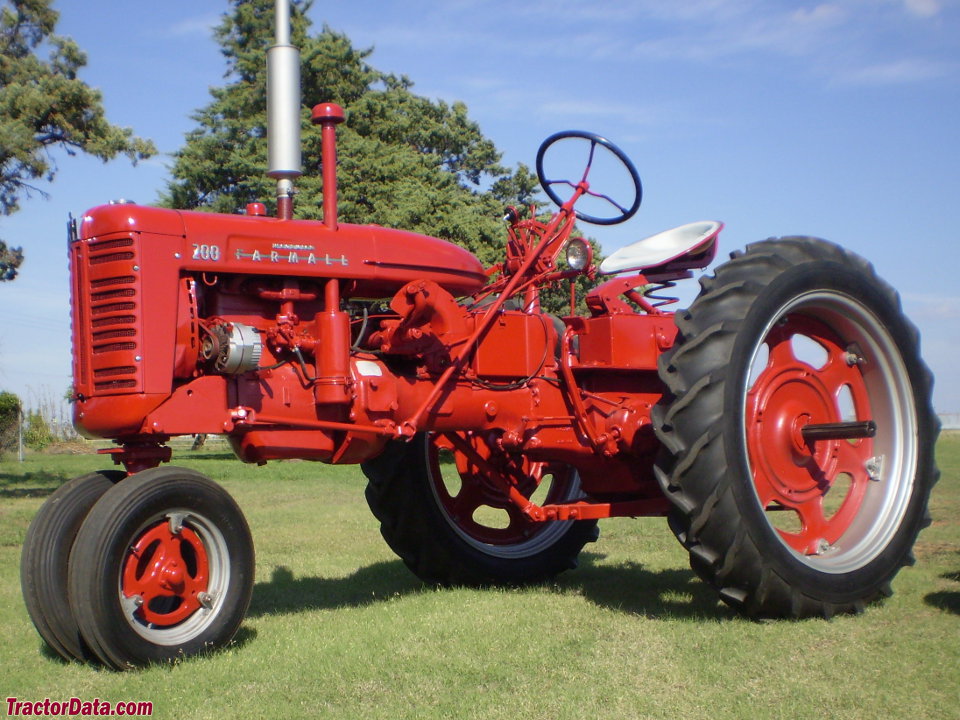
1,0,545,280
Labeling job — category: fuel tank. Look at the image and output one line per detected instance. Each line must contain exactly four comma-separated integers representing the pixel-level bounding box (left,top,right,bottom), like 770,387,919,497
77,203,488,298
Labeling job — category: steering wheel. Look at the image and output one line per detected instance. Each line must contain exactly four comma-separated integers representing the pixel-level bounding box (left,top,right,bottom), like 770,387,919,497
535,130,642,226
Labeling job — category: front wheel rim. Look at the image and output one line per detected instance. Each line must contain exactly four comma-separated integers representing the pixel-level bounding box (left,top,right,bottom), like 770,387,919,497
118,510,231,645
742,290,917,574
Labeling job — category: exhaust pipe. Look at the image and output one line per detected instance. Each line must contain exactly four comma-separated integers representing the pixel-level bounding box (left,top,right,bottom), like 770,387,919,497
266,0,301,220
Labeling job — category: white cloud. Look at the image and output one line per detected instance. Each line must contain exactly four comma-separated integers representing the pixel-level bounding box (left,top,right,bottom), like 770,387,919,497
903,293,960,319
790,3,847,26
563,3,850,65
336,0,956,92
903,0,941,18
537,99,666,126
835,58,952,85
167,15,219,38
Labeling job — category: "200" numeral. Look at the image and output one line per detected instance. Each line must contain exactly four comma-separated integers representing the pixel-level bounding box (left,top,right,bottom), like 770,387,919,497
192,243,221,261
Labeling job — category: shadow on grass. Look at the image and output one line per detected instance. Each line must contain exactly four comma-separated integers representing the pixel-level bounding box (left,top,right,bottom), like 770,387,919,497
38,642,72,665
0,487,57,499
0,470,68,498
249,562,422,617
250,553,730,621
924,568,960,615
557,552,730,620
924,591,960,614
34,625,259,669
225,625,259,653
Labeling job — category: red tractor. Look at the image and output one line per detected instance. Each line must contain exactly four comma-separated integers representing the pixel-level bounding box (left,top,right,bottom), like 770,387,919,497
21,3,938,669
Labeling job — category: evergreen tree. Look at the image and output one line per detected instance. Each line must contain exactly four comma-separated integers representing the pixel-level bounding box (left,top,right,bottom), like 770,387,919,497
0,240,22,280
162,0,539,266
0,0,156,280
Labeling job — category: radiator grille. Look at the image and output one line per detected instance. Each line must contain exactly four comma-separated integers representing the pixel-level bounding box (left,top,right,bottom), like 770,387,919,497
72,234,143,395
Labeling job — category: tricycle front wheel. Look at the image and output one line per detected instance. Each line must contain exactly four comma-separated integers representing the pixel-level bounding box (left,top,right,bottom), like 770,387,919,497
68,467,254,668
21,470,124,661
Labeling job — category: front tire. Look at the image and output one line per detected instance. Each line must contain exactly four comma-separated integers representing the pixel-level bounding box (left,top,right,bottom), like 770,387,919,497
653,237,939,617
68,467,254,668
362,432,598,585
20,470,124,661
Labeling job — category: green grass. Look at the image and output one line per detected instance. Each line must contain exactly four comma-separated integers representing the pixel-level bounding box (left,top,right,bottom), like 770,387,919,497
1,435,958,720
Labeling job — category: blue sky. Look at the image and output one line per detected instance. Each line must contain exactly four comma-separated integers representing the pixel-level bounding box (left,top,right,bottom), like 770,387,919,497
1,0,958,414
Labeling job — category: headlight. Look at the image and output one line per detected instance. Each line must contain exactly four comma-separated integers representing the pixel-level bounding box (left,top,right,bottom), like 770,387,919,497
565,237,592,271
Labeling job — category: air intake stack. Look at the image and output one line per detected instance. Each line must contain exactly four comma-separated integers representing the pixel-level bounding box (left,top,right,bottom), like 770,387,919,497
266,0,301,220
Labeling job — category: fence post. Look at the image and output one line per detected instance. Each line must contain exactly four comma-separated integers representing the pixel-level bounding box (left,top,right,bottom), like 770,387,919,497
17,399,24,463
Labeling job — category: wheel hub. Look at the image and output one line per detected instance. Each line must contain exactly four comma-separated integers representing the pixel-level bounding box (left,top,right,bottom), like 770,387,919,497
159,561,185,592
122,519,209,627
745,313,876,556
749,367,839,504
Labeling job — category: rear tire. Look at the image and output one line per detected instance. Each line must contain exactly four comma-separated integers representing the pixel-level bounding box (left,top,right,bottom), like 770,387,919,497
68,467,254,668
362,432,598,585
20,471,124,661
653,237,939,617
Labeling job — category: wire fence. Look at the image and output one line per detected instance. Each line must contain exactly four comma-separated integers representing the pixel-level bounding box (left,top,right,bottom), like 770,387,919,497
0,386,80,460
3,385,959,464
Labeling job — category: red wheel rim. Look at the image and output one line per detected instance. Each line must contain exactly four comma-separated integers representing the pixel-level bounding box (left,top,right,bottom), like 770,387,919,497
746,314,873,556
428,433,579,551
121,519,210,627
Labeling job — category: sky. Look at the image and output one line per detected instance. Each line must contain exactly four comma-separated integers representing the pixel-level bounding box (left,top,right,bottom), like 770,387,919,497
1,0,958,416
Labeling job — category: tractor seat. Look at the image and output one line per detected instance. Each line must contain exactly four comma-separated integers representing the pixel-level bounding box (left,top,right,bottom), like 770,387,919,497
598,221,723,277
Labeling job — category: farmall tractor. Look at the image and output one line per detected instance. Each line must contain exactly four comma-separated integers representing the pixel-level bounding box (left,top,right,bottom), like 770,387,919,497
21,2,938,669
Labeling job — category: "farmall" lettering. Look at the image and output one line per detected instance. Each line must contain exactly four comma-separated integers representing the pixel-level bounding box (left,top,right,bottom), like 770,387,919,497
234,248,349,266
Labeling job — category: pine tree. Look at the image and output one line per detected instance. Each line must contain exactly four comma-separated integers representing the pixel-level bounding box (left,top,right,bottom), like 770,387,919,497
162,0,539,266
0,0,156,280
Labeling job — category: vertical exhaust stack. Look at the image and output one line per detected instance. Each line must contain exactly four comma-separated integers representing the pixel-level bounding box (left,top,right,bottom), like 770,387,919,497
266,0,301,220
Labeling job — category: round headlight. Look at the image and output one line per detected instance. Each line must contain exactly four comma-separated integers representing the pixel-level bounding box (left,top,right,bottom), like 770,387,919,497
565,238,592,271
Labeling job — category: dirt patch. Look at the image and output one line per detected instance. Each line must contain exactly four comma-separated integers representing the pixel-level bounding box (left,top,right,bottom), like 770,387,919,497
43,440,94,455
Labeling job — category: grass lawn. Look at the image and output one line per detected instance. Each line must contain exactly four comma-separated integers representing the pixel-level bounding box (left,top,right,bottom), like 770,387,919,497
1,434,958,720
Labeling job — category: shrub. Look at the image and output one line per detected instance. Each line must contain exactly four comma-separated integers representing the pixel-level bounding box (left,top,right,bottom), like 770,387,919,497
0,391,21,454
23,411,53,451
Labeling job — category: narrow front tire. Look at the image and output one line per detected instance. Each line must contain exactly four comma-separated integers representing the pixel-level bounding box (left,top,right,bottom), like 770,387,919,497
68,467,254,669
21,471,124,661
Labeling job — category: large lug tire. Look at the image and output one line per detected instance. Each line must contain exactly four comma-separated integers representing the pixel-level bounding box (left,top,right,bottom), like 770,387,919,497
362,433,599,585
68,467,254,669
653,237,939,618
20,470,125,661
